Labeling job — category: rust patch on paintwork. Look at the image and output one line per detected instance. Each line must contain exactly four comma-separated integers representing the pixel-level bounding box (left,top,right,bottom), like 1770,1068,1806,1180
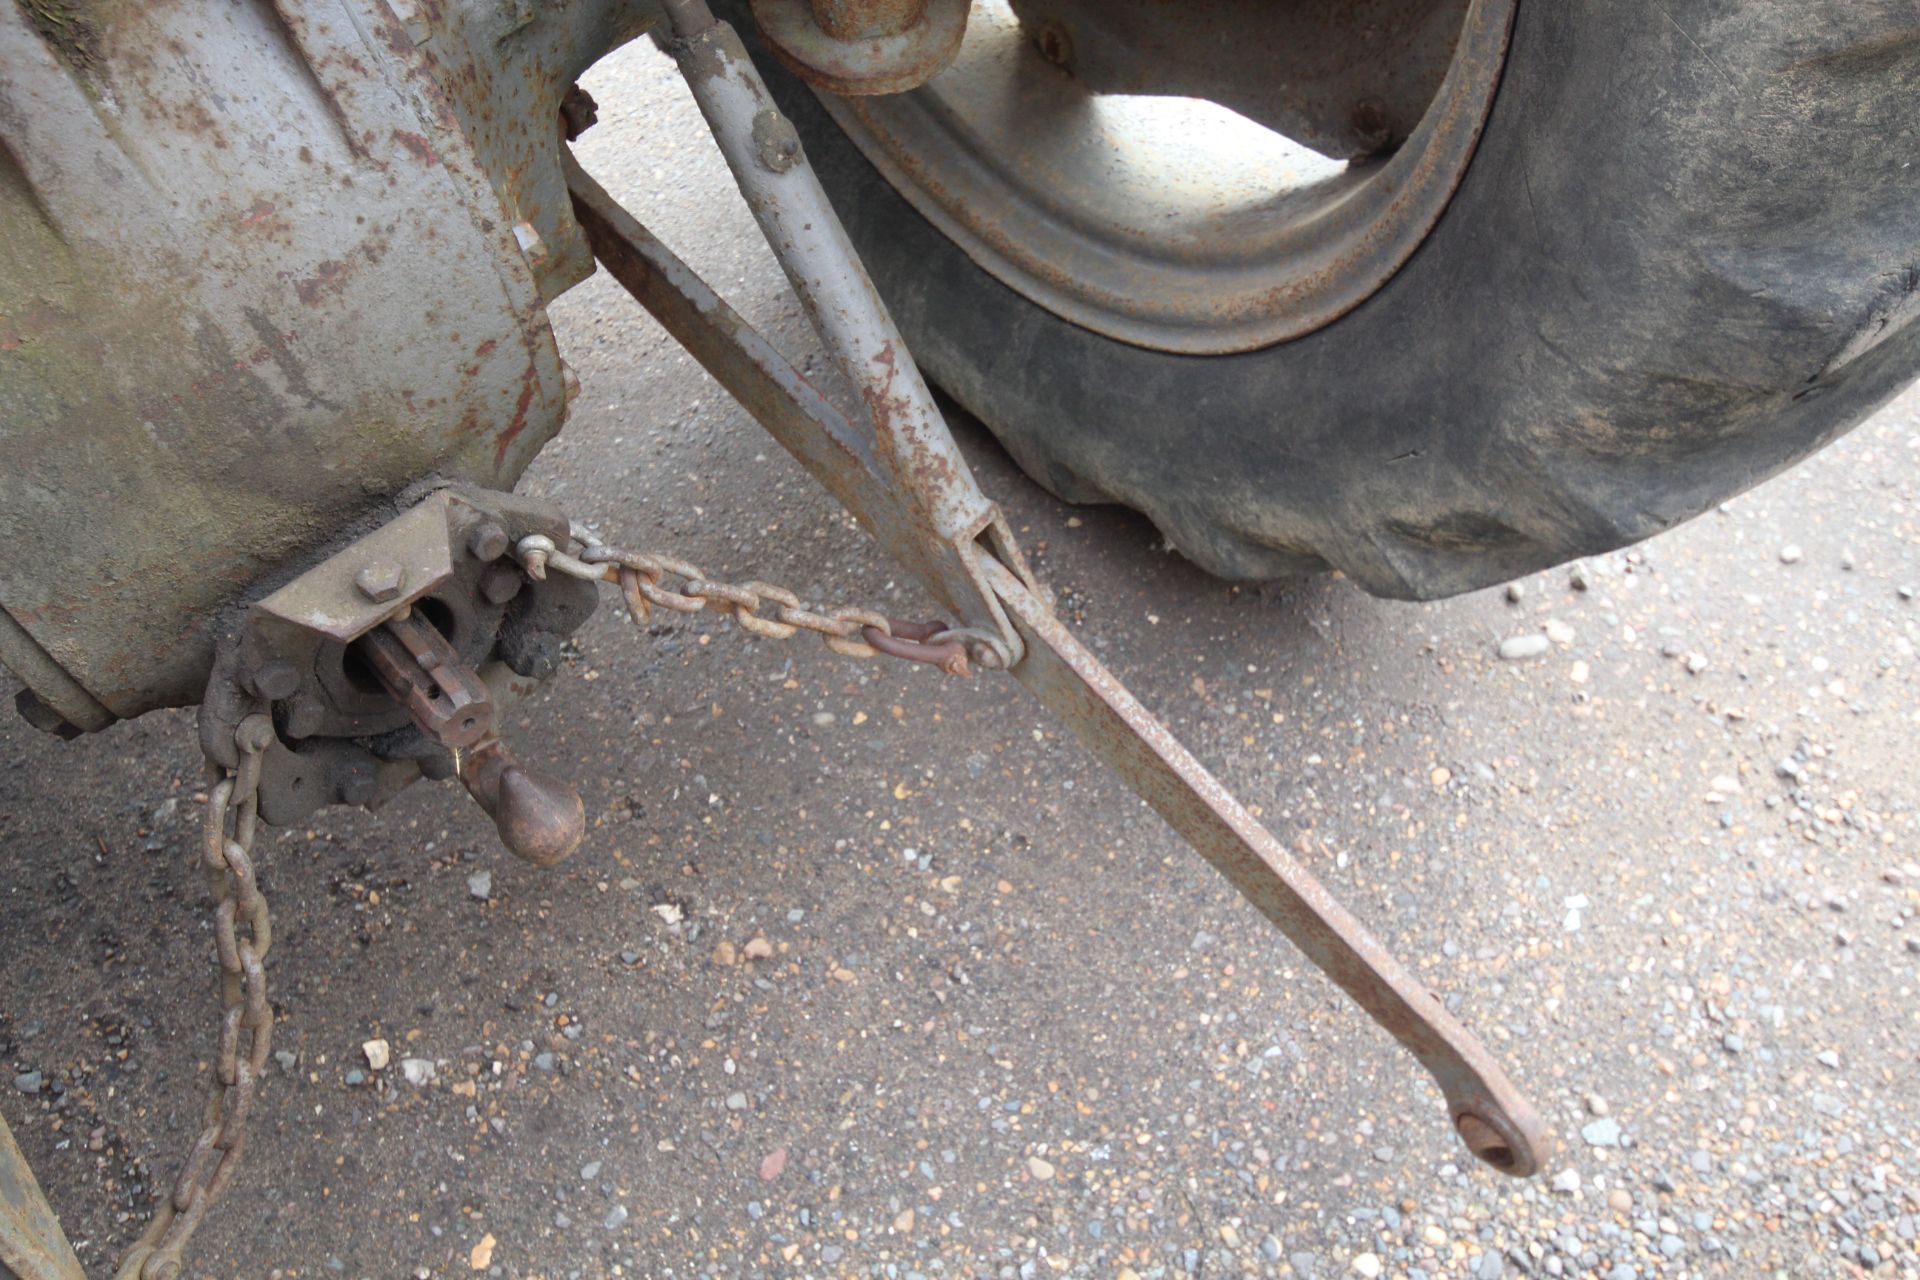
391,129,440,165
452,404,485,439
372,6,418,60
3,0,572,726
369,7,463,136
1,298,83,356
173,96,228,147
236,197,292,238
290,257,353,307
492,362,540,468
862,339,962,496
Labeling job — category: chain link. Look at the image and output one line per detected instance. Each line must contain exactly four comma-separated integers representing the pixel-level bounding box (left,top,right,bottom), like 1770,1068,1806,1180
516,531,1009,671
116,712,276,1280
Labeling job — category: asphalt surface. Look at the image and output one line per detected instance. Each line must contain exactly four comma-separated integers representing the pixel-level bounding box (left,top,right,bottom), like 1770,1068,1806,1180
6,39,1920,1280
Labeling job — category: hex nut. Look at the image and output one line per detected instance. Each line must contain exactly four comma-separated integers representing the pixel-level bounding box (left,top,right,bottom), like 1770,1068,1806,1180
250,659,302,700
468,522,511,562
480,562,525,605
355,558,406,603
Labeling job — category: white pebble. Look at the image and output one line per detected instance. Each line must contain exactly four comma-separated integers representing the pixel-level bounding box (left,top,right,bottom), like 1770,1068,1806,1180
1498,634,1551,661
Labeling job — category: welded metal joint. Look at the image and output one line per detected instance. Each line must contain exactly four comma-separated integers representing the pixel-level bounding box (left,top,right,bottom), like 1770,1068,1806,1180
649,5,1029,675
752,108,804,171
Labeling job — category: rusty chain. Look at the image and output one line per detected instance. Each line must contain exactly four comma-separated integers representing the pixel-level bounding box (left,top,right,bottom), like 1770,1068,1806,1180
516,526,1011,675
115,711,277,1280
100,523,986,1279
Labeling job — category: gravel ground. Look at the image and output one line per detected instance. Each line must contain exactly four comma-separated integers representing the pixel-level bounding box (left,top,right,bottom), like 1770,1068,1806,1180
6,39,1920,1280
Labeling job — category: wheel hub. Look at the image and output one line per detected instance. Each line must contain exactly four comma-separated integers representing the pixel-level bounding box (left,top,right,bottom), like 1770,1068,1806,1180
810,0,1518,353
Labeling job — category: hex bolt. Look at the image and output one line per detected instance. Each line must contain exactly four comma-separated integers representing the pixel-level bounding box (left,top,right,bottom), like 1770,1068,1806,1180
355,558,406,603
13,688,82,740
249,659,302,701
283,699,327,740
336,764,377,807
468,521,511,562
1032,19,1073,69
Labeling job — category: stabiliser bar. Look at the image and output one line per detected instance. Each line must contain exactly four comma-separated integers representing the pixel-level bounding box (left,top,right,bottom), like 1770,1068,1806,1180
563,0,1550,1177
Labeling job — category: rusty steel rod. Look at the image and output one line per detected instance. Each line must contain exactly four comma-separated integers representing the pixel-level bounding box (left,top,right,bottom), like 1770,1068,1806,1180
978,557,1550,1175
565,11,1550,1174
568,158,1552,1175
565,155,1017,653
661,1,996,549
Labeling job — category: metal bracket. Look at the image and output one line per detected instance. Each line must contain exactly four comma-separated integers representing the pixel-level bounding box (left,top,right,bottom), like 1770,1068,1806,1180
239,488,570,746
567,0,1549,1175
196,487,591,829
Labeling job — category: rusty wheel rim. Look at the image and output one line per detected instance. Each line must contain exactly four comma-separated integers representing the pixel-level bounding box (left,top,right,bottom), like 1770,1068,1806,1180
813,0,1518,354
